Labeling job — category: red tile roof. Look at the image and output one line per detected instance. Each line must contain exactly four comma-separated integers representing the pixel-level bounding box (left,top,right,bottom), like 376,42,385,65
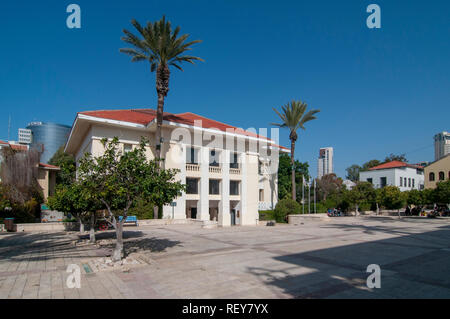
9,144,28,151
0,140,9,145
369,161,423,170
39,163,60,170
79,108,278,143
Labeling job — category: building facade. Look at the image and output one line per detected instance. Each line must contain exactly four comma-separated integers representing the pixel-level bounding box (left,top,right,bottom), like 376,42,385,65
359,161,424,191
317,147,333,178
26,122,72,164
424,154,450,189
434,131,450,161
65,109,288,226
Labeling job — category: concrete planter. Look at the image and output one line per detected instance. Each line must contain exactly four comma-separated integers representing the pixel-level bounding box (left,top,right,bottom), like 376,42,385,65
288,214,330,224
15,222,79,232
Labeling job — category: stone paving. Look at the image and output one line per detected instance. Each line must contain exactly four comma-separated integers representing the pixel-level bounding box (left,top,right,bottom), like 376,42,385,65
1,216,450,299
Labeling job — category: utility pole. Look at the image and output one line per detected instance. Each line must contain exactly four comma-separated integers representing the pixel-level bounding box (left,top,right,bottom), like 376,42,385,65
308,179,311,214
314,179,316,214
302,175,305,214
8,115,11,141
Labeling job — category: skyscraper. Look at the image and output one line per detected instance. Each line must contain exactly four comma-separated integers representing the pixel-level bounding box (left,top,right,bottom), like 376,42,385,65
25,122,72,164
317,147,333,178
434,131,450,161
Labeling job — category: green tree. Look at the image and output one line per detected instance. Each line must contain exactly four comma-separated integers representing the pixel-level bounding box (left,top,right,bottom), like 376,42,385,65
344,182,376,214
48,146,76,186
315,173,343,202
361,159,381,171
434,180,450,204
120,16,203,162
405,189,423,206
384,153,407,163
272,101,319,201
378,186,406,210
345,164,362,182
47,183,100,241
277,153,309,201
78,137,185,261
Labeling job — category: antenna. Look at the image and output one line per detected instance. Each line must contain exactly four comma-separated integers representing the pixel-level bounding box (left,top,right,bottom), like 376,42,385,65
8,115,11,141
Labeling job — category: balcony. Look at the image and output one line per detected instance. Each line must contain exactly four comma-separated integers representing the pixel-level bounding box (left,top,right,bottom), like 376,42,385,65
209,166,222,174
186,164,200,172
230,168,241,175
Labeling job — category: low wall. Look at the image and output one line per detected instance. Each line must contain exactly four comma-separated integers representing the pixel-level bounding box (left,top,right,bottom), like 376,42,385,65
288,214,330,224
138,218,205,226
15,222,79,232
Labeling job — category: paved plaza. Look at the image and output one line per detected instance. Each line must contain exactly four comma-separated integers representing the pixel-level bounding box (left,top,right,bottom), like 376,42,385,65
1,216,450,299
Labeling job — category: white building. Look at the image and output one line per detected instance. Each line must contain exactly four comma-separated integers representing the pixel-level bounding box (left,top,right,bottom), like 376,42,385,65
18,128,32,145
434,131,450,161
64,108,289,226
359,161,424,191
317,147,333,178
343,179,356,190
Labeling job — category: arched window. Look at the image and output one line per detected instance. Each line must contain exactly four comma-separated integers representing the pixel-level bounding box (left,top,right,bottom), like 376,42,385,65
439,171,445,181
429,172,435,181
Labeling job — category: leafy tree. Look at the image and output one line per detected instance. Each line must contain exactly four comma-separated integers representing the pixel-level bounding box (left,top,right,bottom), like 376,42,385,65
421,188,435,205
344,182,376,214
272,101,319,201
315,173,343,202
405,189,423,206
378,186,406,210
78,137,185,261
345,164,362,182
277,153,309,201
361,159,381,172
120,16,203,162
434,180,450,204
48,146,76,186
384,153,407,163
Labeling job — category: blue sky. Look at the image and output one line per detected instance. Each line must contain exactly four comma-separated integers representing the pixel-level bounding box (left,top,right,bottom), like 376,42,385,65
1,0,449,178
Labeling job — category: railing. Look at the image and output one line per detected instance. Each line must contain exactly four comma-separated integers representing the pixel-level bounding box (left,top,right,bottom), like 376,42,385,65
258,202,274,211
186,164,200,172
209,166,222,174
230,168,241,175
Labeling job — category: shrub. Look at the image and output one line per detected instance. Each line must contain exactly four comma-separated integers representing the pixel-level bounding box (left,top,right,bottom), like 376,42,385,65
259,210,274,221
274,199,300,222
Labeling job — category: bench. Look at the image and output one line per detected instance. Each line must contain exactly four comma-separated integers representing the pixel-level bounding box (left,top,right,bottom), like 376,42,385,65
119,216,139,226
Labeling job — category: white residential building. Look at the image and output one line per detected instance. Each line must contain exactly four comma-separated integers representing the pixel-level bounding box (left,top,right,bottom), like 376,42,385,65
64,108,289,226
434,131,450,161
317,147,333,178
18,128,32,144
359,161,424,191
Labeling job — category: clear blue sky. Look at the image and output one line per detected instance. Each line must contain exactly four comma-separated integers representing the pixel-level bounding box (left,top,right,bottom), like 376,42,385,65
1,0,449,178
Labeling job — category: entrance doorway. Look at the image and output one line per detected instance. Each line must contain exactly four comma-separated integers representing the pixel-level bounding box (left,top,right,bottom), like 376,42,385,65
231,209,236,225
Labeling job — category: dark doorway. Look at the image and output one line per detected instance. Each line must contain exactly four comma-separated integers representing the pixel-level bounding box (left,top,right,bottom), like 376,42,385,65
231,209,236,226
191,208,197,219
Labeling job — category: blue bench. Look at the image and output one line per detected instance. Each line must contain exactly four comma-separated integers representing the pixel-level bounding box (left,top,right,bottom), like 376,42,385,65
118,216,138,226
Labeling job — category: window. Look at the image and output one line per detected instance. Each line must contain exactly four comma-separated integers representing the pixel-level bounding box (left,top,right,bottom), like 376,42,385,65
258,160,263,175
186,178,199,194
412,179,415,188
230,153,239,169
124,144,132,153
429,172,435,181
380,177,387,188
408,178,411,187
259,189,264,201
186,147,198,164
230,181,240,195
209,150,220,167
404,177,407,186
439,171,445,181
209,179,220,195
400,177,403,187
367,178,373,184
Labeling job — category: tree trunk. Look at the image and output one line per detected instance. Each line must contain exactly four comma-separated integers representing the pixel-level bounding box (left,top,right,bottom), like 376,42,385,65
290,139,296,201
78,218,84,233
89,214,96,243
112,221,124,262
153,206,159,220
355,204,359,217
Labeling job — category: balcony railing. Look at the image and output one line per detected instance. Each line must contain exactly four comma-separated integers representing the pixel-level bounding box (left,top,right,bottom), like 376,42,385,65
186,164,200,172
209,166,222,174
230,168,241,175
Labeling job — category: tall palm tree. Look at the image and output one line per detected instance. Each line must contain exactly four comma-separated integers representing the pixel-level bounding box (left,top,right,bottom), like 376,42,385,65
272,101,320,201
120,16,203,161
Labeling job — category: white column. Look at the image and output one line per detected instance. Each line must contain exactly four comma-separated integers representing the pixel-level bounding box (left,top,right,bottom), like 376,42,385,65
219,150,230,226
199,147,210,221
176,144,187,219
240,152,247,224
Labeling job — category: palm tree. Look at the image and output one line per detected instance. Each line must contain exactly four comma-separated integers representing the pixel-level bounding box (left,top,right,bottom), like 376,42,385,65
272,101,320,201
120,16,203,161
